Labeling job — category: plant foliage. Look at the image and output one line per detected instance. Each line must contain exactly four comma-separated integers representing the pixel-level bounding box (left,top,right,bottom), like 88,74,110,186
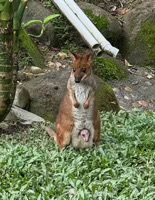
0,110,155,199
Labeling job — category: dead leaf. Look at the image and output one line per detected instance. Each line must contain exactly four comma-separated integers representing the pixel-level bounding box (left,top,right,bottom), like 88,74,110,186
24,72,34,80
132,102,142,108
125,86,132,92
124,59,133,67
111,6,117,12
113,88,120,92
138,100,149,107
132,81,139,85
57,52,68,60
48,61,55,68
55,62,62,71
146,74,154,79
62,65,66,68
124,95,130,100
111,101,117,104
119,8,129,15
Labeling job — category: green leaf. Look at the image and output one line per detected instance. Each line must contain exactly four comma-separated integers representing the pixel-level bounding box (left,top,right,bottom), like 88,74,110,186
43,14,60,25
23,20,42,28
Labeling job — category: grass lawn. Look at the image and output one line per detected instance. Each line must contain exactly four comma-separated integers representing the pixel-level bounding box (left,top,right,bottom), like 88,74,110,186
0,110,155,200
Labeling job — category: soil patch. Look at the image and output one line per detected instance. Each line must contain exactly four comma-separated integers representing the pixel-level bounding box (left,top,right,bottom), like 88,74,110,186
110,66,155,111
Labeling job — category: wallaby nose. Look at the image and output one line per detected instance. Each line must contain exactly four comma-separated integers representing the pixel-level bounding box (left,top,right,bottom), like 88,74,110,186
75,77,80,83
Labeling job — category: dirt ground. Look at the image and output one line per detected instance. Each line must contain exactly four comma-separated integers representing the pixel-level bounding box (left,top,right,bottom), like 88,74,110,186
110,66,155,111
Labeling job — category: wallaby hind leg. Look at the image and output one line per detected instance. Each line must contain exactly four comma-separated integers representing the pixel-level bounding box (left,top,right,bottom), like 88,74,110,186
56,123,73,149
44,126,57,143
45,126,71,150
93,112,101,144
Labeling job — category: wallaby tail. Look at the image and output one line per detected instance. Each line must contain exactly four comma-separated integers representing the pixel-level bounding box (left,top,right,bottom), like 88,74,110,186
44,126,57,142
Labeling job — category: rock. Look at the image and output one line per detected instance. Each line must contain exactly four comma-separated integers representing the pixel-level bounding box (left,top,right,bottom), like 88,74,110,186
124,96,130,100
0,122,9,129
30,66,44,74
23,68,120,122
93,55,128,81
124,0,155,66
24,72,34,80
6,106,45,124
78,1,127,55
17,71,27,81
22,0,55,47
13,84,30,109
113,88,120,92
125,86,133,92
145,81,152,86
146,74,154,79
52,1,127,53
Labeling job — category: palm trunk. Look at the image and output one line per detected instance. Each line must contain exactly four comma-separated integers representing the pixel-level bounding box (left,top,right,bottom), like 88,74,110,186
0,0,28,122
0,11,14,121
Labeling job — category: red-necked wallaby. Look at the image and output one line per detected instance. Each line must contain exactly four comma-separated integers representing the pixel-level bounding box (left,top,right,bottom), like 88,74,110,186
45,53,101,149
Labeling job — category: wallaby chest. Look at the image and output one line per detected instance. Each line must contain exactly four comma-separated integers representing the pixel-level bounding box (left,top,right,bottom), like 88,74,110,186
74,83,91,104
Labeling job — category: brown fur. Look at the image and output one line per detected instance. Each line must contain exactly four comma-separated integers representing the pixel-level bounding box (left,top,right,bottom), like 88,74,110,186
45,53,101,150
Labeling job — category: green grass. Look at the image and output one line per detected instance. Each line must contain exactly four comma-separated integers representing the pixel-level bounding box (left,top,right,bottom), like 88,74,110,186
0,110,155,199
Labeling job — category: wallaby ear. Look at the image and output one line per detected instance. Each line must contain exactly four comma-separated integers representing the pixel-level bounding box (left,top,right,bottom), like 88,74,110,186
70,52,80,61
85,53,94,63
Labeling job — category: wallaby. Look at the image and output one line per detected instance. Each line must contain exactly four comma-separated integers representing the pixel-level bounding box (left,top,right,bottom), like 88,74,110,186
45,53,101,149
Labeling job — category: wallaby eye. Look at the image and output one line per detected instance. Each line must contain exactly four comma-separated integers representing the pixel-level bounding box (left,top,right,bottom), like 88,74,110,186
73,68,76,72
82,68,86,73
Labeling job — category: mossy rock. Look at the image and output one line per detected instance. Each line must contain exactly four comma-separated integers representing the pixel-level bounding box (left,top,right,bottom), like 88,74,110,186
84,9,109,31
51,1,126,53
129,20,155,67
78,1,127,55
124,0,155,67
24,68,120,122
23,1,55,47
95,78,120,112
93,56,129,81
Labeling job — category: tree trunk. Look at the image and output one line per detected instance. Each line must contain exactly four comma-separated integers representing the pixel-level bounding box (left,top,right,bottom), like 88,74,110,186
0,17,15,121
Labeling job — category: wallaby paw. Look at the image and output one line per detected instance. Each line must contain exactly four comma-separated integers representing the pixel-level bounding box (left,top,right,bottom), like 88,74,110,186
84,102,89,109
74,102,80,108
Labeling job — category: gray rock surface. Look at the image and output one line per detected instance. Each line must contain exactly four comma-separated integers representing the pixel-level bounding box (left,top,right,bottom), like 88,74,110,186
78,1,127,55
13,84,30,109
124,0,155,65
23,68,120,122
23,0,55,47
6,106,45,124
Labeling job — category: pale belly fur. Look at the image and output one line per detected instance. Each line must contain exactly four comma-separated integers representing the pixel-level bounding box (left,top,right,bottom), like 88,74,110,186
71,83,95,148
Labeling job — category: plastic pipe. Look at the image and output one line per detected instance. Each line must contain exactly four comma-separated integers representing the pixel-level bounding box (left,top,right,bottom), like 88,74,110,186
53,0,100,52
64,0,119,57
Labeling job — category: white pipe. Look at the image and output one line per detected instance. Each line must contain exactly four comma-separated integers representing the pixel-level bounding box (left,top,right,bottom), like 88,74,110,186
53,0,100,51
64,0,119,57
95,48,104,58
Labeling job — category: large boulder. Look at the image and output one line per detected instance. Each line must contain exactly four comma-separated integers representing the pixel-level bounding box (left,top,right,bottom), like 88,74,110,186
93,55,128,81
78,1,128,56
124,0,155,66
50,1,127,54
23,68,120,122
22,0,55,47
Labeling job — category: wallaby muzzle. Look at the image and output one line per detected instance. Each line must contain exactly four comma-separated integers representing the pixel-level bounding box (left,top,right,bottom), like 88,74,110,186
75,77,81,83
